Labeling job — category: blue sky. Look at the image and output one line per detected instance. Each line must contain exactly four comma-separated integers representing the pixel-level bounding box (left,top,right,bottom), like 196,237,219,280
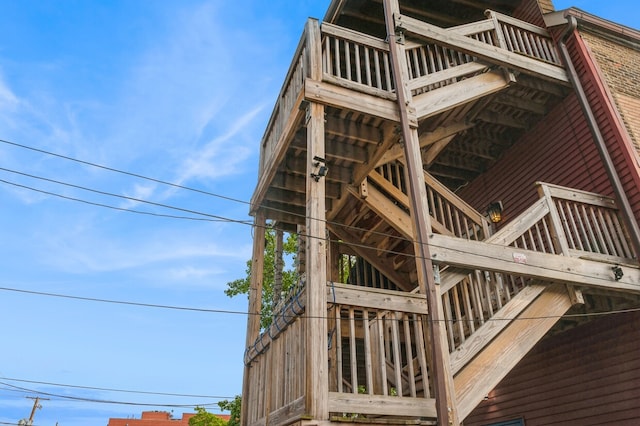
0,1,636,425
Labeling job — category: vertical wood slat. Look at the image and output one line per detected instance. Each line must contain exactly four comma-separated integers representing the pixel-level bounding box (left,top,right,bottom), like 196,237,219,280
413,314,431,398
363,310,374,395
336,308,343,392
349,307,358,393
403,314,417,397
391,312,403,396
377,311,388,396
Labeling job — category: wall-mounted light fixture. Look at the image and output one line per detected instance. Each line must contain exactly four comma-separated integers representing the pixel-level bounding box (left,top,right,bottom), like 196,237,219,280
612,265,624,281
310,156,328,182
487,201,503,224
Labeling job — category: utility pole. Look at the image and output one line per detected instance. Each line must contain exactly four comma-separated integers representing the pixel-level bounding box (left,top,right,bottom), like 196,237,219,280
19,396,49,426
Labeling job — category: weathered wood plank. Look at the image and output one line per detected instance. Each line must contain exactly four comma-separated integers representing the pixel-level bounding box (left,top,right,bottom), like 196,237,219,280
454,284,574,420
305,79,401,123
412,70,510,120
321,22,390,51
328,392,437,418
430,234,640,294
329,282,429,314
449,282,547,374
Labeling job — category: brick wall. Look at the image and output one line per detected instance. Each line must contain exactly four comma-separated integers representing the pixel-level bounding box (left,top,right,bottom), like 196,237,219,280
580,31,640,152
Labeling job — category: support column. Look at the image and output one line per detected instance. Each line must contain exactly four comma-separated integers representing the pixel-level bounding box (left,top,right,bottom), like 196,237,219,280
304,101,328,419
304,16,329,420
241,210,267,426
382,1,459,424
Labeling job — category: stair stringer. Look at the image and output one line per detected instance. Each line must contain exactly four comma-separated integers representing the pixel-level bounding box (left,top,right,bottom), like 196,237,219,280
453,283,575,420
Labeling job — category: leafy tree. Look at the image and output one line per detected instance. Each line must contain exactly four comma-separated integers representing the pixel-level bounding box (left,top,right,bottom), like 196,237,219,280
225,223,298,328
189,406,227,426
218,395,241,426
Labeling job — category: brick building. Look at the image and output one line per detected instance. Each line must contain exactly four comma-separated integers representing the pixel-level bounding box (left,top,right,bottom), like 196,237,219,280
107,411,230,426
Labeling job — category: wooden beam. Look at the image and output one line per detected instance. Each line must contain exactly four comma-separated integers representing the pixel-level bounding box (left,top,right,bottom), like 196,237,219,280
395,13,569,84
328,209,413,291
328,393,437,418
305,79,402,124
330,282,428,314
413,70,511,120
475,109,529,129
376,120,474,166
449,282,547,374
304,16,328,420
429,234,640,294
383,1,458,424
454,284,574,420
241,211,267,423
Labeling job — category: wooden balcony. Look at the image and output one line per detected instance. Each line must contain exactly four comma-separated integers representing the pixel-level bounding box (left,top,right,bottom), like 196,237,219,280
251,10,569,222
244,4,640,425
244,176,640,425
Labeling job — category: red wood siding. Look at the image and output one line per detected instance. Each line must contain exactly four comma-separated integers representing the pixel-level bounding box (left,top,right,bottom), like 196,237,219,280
513,0,545,27
458,92,613,227
464,310,640,425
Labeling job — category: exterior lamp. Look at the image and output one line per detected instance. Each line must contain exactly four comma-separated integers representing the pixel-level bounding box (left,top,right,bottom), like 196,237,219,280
310,156,328,182
487,201,503,223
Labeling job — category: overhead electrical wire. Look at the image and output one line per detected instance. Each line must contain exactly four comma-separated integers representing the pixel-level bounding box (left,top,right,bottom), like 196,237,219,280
0,284,638,323
0,137,412,247
0,178,246,224
1,167,633,291
0,377,234,399
0,381,219,409
0,141,638,321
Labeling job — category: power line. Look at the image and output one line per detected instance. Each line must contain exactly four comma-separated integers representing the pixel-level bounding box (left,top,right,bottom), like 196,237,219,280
0,178,248,224
0,138,251,207
0,286,249,316
0,377,234,399
1,139,638,318
0,168,253,225
0,382,219,409
0,284,638,323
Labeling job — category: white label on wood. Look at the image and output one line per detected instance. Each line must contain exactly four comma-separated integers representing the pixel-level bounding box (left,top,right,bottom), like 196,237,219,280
513,252,527,264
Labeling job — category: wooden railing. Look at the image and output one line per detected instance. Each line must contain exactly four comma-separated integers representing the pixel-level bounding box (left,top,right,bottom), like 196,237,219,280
244,179,636,424
258,25,309,176
440,182,637,351
488,10,560,65
258,14,562,179
327,283,436,419
371,160,491,241
321,23,395,98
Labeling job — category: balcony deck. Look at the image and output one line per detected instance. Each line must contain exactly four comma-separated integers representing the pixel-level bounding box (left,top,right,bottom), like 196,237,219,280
250,10,570,226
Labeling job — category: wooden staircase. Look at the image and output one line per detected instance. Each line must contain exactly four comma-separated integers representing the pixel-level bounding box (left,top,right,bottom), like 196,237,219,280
327,159,640,421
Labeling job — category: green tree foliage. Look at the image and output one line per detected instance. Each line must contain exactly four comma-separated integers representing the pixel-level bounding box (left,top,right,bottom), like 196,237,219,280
189,406,227,426
218,395,241,426
225,223,298,328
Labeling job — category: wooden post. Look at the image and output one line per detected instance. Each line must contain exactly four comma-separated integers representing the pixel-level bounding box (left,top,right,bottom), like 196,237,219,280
241,210,267,426
382,1,459,424
304,17,329,420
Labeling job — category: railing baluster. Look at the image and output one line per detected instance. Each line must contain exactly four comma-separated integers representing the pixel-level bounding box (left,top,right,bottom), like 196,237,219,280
336,307,343,393
363,309,374,395
403,314,417,397
349,307,358,393
364,48,372,86
412,314,430,398
391,312,403,397
443,292,456,349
